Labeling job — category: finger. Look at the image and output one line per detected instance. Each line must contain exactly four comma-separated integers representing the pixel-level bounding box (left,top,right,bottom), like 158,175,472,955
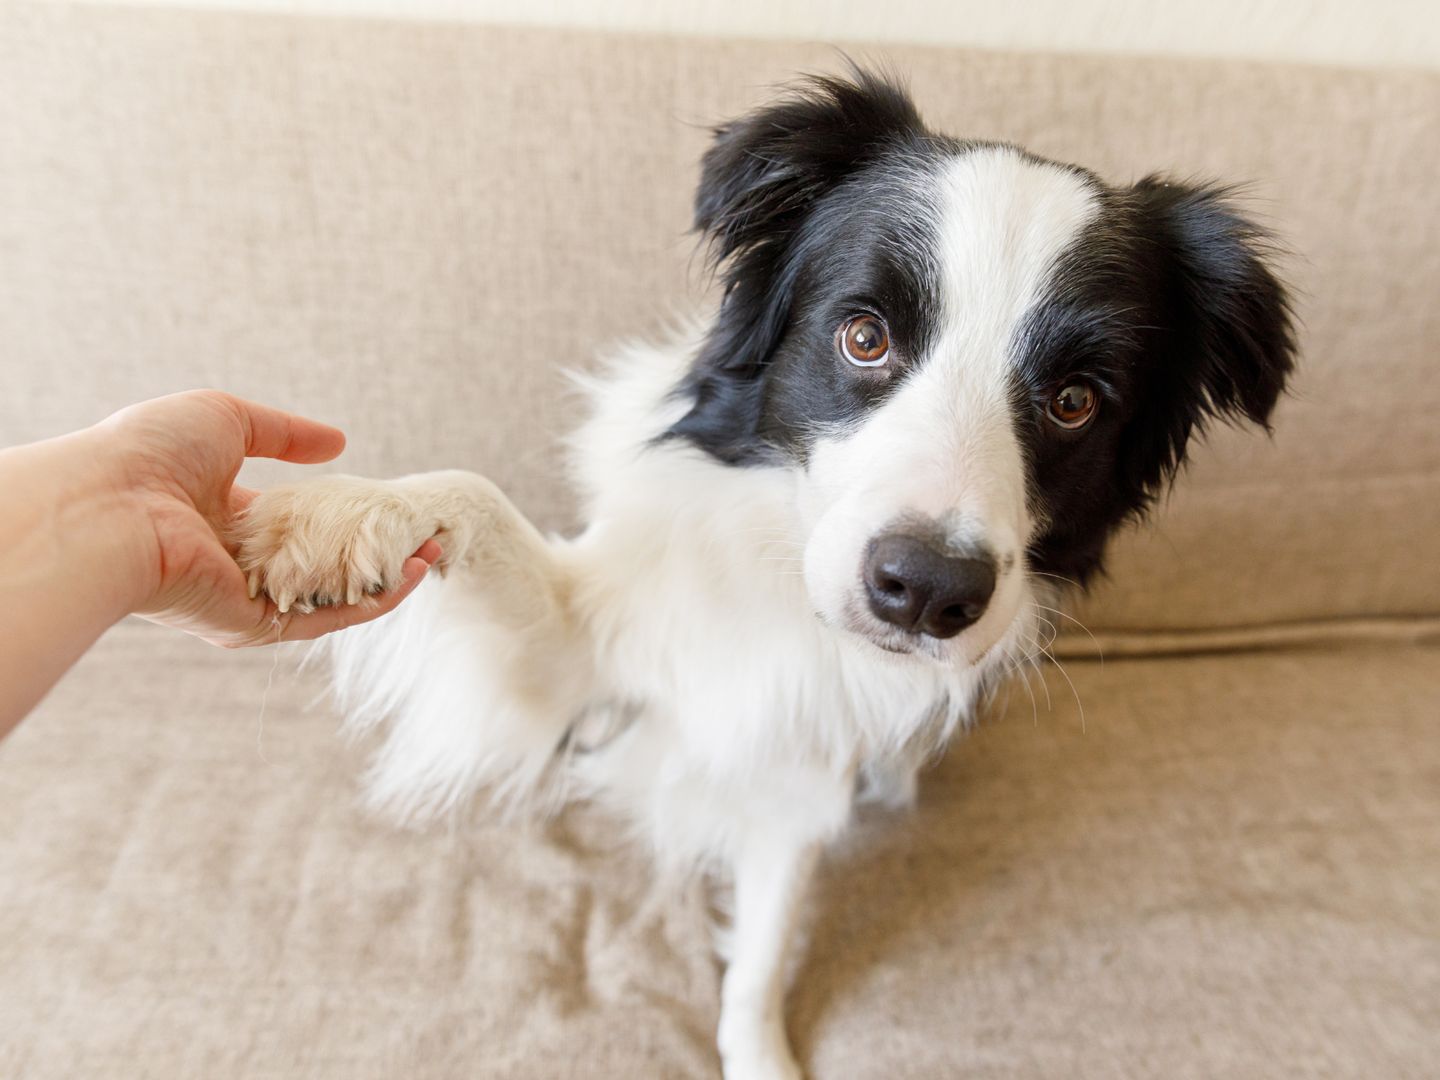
222,394,348,464
270,556,432,643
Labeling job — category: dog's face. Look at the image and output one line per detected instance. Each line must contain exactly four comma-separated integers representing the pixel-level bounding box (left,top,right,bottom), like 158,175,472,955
669,71,1295,666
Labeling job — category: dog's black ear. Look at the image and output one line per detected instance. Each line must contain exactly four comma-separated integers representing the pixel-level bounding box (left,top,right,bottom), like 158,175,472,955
668,70,926,463
696,68,923,281
1122,177,1298,497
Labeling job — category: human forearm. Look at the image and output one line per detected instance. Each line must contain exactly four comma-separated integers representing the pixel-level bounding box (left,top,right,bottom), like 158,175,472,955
0,430,151,736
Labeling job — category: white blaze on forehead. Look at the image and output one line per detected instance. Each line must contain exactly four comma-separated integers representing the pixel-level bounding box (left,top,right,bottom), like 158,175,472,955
872,147,1103,531
927,145,1102,412
802,147,1101,553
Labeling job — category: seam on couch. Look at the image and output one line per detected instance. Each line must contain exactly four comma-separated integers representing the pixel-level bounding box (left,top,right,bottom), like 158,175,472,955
1052,614,1440,659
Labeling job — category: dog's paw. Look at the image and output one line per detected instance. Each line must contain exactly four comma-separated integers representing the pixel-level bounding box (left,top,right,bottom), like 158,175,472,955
719,1014,804,1080
233,477,432,613
721,1046,803,1080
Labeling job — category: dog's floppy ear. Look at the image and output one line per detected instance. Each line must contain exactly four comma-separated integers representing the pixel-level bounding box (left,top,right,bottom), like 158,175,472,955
1122,177,1298,497
696,68,923,284
669,68,926,462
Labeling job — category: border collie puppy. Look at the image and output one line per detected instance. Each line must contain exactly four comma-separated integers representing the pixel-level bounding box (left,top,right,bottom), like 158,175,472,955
234,69,1294,1080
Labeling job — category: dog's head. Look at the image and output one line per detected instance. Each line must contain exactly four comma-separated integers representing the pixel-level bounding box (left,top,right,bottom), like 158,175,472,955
669,69,1296,665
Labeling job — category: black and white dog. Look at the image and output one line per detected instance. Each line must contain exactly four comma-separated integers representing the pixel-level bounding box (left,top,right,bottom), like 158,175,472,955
235,70,1294,1079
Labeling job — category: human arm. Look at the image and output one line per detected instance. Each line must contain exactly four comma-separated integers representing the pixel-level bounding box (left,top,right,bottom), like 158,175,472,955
0,391,438,737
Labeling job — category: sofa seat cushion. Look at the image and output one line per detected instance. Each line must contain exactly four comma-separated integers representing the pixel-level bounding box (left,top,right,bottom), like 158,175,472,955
2,620,1435,1078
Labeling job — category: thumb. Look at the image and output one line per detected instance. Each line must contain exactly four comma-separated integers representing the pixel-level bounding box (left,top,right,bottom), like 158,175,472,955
220,394,348,464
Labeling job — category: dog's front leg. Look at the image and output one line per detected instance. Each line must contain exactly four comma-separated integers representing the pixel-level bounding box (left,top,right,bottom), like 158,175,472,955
232,470,563,626
718,835,819,1080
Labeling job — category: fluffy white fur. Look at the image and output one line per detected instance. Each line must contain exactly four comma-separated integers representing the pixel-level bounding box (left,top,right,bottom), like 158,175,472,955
232,149,1095,1080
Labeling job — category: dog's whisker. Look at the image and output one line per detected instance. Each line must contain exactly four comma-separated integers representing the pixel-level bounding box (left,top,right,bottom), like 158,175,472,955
1013,631,1054,715
1029,653,1053,714
1030,612,1059,646
1032,602,1104,663
1028,570,1084,591
1014,654,1040,727
1033,638,1087,734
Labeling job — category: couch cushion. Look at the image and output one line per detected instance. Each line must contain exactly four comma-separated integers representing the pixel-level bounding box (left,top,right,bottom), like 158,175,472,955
1,6,1437,634
1,619,1436,1078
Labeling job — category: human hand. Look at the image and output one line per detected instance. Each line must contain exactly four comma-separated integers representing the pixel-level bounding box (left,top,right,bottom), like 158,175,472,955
91,390,439,646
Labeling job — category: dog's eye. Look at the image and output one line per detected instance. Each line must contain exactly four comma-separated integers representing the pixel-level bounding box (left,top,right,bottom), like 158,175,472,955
1048,382,1099,429
837,315,890,367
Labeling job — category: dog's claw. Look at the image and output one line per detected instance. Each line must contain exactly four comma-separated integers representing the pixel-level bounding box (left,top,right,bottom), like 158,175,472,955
233,477,434,623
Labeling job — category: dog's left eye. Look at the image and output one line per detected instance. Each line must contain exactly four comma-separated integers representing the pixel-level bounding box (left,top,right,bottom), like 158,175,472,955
1048,382,1099,429
837,315,890,367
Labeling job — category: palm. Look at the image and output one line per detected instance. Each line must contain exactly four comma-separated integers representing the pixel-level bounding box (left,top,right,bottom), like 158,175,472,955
138,489,256,632
102,391,435,647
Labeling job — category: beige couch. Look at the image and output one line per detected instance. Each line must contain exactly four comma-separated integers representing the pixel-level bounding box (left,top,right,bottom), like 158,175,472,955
2,5,1438,1077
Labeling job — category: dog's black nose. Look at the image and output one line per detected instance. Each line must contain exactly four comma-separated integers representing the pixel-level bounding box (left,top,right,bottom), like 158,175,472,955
863,534,997,639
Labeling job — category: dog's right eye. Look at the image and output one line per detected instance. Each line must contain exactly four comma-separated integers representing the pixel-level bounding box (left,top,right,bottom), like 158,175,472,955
837,315,890,367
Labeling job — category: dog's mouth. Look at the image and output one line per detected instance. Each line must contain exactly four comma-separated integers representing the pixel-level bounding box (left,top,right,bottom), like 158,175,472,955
832,599,948,661
871,638,914,655
829,592,1023,669
865,627,950,662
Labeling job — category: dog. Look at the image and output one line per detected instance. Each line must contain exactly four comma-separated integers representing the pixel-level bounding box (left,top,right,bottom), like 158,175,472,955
232,69,1295,1080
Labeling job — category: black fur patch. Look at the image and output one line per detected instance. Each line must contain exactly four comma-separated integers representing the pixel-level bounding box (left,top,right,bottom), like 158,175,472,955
666,69,956,464
1015,180,1296,583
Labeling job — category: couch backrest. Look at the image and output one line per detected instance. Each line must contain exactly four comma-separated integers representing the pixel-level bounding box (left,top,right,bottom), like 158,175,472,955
3,6,1438,639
